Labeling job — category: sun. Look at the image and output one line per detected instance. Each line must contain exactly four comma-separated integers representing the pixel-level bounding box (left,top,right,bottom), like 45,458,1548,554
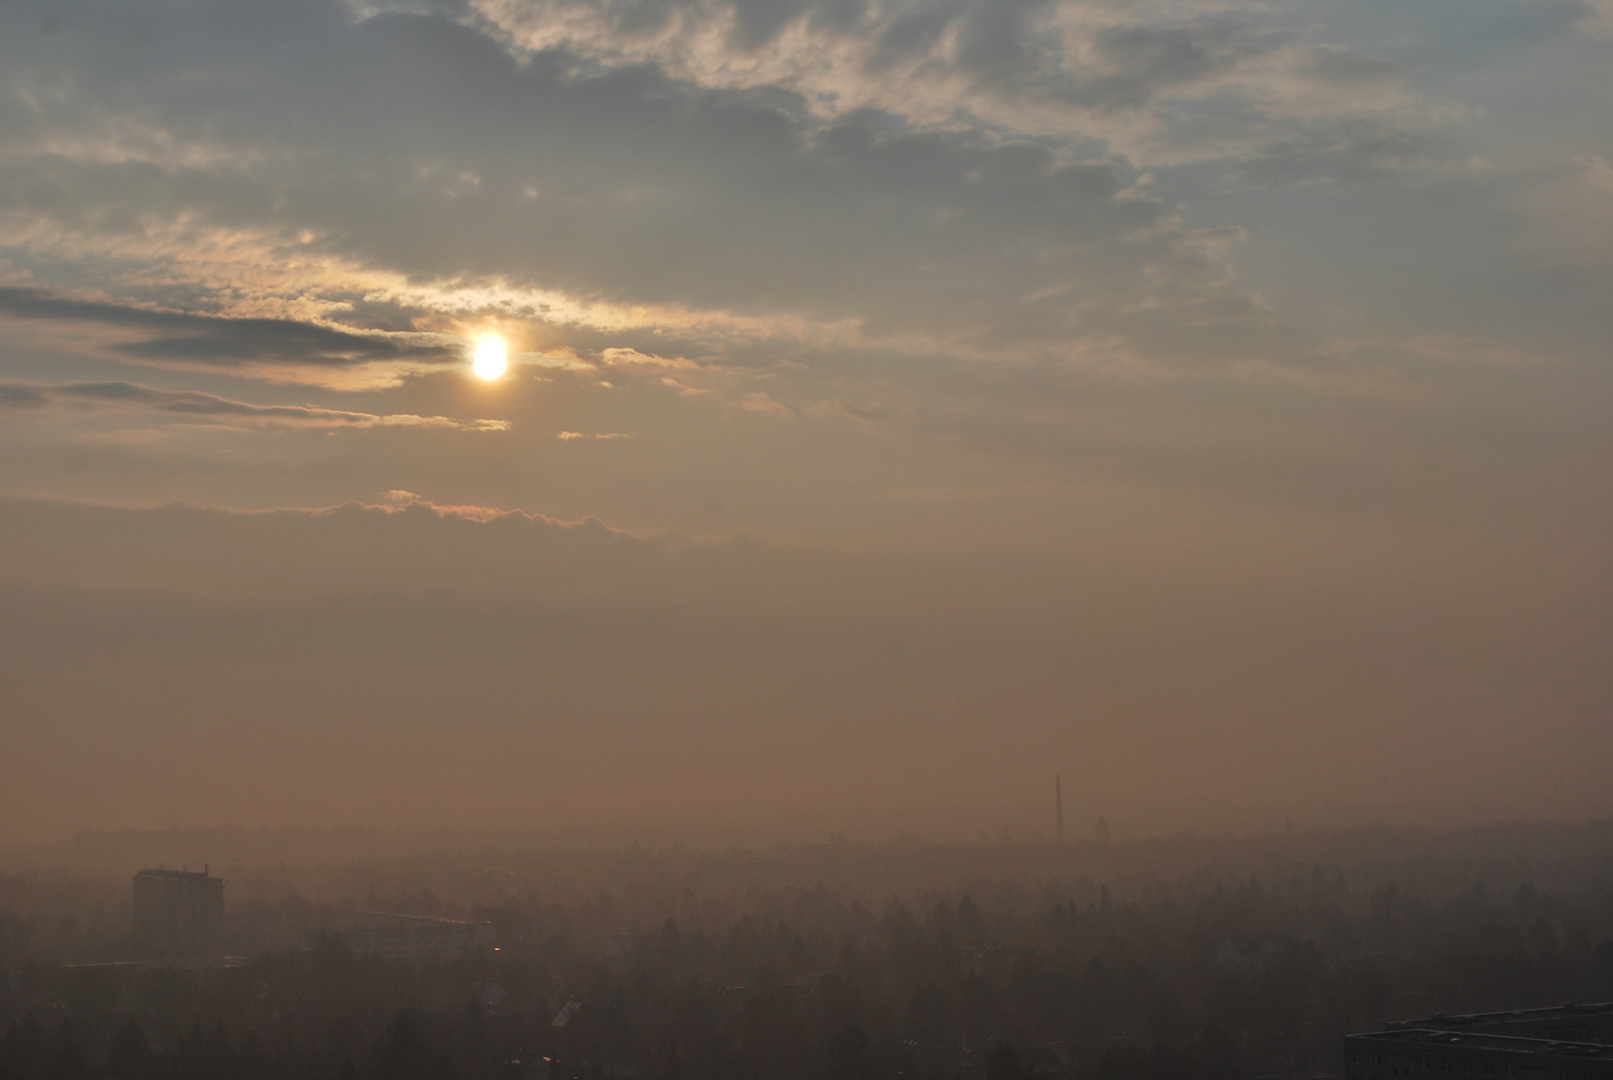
471,335,508,380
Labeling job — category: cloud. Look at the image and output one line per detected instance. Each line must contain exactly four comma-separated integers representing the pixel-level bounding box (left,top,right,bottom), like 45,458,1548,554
598,347,703,370
1509,154,1613,264
462,0,1375,154
737,390,795,416
0,0,1610,846
1395,336,1556,370
801,397,900,432
1295,45,1406,87
0,383,50,409
660,376,715,395
0,287,458,383
0,1,1601,553
0,0,1280,375
1233,122,1440,185
0,0,1556,394
0,379,510,431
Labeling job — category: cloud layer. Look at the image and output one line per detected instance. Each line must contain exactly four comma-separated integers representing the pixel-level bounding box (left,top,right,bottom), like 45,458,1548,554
0,377,510,430
1,0,1610,841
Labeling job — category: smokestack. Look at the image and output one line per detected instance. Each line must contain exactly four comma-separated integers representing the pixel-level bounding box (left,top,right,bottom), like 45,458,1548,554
1055,775,1064,846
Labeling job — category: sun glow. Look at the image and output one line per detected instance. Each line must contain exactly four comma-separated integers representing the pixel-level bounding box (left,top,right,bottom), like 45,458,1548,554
471,335,508,380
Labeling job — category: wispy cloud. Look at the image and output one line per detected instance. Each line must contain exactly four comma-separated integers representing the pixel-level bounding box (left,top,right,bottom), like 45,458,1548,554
0,379,510,432
464,0,1416,164
0,287,458,386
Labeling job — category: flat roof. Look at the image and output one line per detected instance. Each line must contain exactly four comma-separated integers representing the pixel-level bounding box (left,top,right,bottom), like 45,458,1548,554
1350,1029,1613,1061
1387,1003,1613,1030
337,910,489,928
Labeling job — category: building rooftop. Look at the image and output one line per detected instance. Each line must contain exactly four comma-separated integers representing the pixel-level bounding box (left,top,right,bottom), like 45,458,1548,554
337,910,488,928
1385,1002,1613,1030
1350,1028,1613,1062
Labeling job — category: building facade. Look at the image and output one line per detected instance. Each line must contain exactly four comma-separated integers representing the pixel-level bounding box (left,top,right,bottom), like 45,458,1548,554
132,867,224,957
336,911,494,963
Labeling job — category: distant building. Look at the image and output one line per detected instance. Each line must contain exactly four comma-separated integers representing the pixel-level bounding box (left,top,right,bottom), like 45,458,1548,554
222,902,323,955
336,911,493,963
132,867,224,957
223,906,492,963
1346,1003,1613,1080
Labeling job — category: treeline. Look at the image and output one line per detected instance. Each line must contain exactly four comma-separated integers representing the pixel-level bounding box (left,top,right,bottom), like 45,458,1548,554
8,826,1613,1080
6,867,1613,1079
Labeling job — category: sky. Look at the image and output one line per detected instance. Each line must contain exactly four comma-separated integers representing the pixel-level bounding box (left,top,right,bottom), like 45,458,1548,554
1,0,1611,846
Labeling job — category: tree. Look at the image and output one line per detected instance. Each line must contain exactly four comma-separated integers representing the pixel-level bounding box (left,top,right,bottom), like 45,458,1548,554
957,896,985,947
986,1041,1030,1080
0,1015,45,1080
377,1012,421,1080
105,1021,151,1080
46,1022,85,1080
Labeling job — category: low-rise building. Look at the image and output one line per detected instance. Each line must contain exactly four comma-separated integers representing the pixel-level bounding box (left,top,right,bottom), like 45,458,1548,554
224,906,492,962
1347,1004,1613,1080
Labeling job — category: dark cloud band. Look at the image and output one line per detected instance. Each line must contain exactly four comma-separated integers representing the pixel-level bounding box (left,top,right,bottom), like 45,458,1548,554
0,378,508,431
0,288,456,369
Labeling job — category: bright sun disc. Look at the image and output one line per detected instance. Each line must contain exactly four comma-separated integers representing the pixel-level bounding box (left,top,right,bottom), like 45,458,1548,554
471,335,508,380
